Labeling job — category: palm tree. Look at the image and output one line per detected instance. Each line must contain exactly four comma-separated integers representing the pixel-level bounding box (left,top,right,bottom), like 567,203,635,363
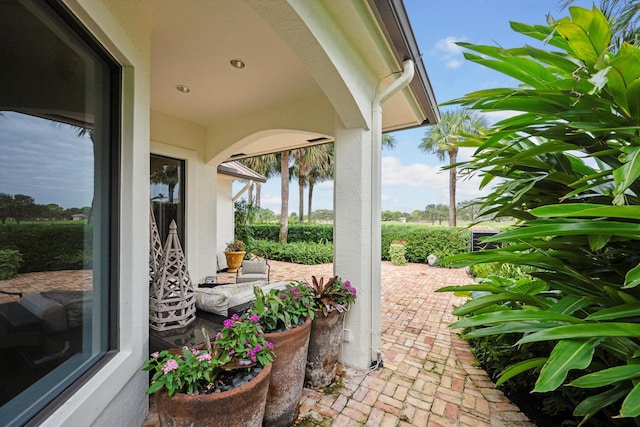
419,108,487,226
382,133,397,149
242,152,290,243
150,164,180,203
290,144,335,222
306,144,334,222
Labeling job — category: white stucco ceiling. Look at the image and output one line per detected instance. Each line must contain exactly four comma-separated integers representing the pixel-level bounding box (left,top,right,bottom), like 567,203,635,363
150,0,321,128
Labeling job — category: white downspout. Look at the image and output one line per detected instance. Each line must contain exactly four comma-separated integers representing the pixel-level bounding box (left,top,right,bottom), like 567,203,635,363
369,59,415,364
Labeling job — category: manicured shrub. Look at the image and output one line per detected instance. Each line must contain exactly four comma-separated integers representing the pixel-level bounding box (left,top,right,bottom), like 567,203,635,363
249,240,333,265
0,249,23,280
388,242,407,266
0,223,89,272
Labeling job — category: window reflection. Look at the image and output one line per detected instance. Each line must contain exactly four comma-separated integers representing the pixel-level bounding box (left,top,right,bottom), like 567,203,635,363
0,1,117,423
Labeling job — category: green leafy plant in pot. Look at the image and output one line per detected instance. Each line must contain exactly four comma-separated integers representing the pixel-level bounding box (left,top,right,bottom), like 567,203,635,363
305,275,357,388
250,283,315,427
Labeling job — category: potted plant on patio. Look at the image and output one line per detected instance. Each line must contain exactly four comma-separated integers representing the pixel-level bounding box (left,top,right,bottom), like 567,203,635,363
305,275,357,388
224,239,245,273
143,313,274,426
250,283,315,427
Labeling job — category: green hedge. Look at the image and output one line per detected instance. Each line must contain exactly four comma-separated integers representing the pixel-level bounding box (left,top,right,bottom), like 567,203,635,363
249,224,333,243
0,223,90,273
247,223,470,266
249,240,333,265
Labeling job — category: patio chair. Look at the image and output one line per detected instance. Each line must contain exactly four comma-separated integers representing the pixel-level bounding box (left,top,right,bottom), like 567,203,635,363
236,248,270,284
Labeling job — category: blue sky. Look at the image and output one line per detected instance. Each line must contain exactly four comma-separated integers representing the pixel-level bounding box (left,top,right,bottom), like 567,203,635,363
255,0,593,216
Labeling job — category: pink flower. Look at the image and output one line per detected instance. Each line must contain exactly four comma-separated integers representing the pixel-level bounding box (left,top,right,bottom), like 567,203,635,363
266,342,274,350
215,332,223,340
223,319,234,328
191,348,199,355
162,359,179,374
151,351,159,358
229,350,236,355
248,314,260,323
231,313,240,321
197,353,212,362
253,344,262,353
279,295,287,300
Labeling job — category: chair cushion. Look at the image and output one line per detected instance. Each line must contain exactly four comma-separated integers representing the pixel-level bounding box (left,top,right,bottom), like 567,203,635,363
19,293,67,332
241,260,267,274
195,281,287,316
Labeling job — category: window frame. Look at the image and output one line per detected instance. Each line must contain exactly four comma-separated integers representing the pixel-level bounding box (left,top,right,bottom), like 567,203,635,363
0,1,121,424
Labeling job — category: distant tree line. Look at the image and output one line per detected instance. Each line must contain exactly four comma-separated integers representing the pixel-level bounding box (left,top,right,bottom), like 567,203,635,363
0,193,89,224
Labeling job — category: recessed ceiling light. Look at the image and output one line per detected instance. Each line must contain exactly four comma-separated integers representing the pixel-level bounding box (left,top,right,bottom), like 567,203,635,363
229,59,246,69
176,84,190,93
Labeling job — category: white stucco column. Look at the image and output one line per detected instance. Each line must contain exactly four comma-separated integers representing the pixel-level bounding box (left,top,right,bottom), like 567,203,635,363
333,123,380,370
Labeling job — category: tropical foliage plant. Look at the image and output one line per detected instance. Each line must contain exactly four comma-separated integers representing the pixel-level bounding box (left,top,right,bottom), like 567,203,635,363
437,6,640,424
250,282,316,331
307,275,357,316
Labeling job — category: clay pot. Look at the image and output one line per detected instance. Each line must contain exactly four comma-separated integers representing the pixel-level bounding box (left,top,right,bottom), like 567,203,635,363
224,251,245,273
305,309,347,388
263,317,312,427
156,362,271,427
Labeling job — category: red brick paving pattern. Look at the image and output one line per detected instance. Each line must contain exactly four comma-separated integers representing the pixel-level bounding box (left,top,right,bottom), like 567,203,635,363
2,262,532,426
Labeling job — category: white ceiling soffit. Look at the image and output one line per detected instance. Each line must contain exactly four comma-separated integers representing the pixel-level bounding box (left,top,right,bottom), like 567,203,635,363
150,0,321,128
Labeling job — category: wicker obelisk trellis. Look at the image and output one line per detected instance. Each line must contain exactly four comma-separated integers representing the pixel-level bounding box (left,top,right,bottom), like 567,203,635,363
149,207,163,289
149,220,196,331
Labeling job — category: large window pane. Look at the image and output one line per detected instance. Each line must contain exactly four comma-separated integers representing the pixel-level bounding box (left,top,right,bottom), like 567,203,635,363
0,1,119,425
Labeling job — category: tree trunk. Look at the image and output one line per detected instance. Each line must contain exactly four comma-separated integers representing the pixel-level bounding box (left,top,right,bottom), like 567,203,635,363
248,181,254,204
279,151,290,243
298,176,305,222
448,149,457,227
256,183,261,207
307,180,314,223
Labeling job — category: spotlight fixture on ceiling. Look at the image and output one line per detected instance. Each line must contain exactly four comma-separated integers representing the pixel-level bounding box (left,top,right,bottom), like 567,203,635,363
229,59,246,69
176,84,190,93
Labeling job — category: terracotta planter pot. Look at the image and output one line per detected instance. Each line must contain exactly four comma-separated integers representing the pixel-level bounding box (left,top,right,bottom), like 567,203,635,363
263,317,312,427
305,309,347,388
156,362,271,427
224,251,245,273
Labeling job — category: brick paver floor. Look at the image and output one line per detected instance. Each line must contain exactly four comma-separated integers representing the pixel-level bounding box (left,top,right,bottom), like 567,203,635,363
2,262,533,425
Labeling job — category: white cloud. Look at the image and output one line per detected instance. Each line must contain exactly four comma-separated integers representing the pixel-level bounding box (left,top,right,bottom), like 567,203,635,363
446,59,463,69
436,36,465,55
434,36,467,69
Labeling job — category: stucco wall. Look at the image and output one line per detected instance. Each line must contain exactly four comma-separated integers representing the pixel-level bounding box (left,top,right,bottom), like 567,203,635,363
150,110,218,283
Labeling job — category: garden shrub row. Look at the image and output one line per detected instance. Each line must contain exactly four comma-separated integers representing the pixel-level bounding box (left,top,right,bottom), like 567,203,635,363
0,223,89,273
249,224,333,243
249,239,333,265
245,223,470,266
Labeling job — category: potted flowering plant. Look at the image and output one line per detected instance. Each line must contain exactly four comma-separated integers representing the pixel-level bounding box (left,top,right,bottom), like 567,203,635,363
249,283,316,427
224,240,246,273
143,313,274,426
305,275,357,388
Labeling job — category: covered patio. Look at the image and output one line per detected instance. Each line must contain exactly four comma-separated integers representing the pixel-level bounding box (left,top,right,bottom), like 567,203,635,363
144,261,533,426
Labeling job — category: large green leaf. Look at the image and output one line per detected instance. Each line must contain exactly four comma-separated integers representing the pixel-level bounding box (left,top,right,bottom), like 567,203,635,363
531,204,640,220
453,310,581,329
452,292,543,316
573,386,628,420
517,323,640,344
570,365,640,388
585,303,640,321
485,221,640,241
619,382,640,417
463,321,575,338
534,338,601,392
496,358,548,386
623,263,640,289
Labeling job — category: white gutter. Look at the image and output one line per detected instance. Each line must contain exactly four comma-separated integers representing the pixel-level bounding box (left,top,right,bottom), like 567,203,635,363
369,59,415,364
